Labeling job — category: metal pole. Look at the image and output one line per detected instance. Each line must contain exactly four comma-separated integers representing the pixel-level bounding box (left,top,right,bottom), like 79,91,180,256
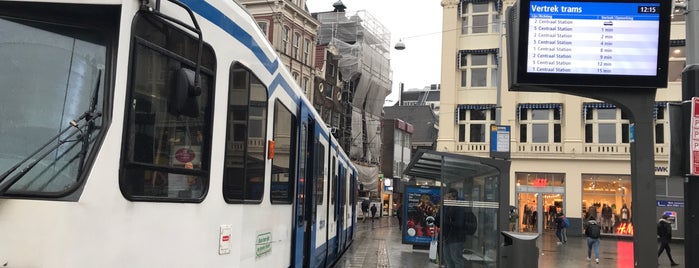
684,0,699,266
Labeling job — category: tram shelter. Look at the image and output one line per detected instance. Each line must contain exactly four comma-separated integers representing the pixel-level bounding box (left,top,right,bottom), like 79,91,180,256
401,149,510,267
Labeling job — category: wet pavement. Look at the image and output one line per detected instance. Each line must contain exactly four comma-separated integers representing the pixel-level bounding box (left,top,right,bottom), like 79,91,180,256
332,216,686,268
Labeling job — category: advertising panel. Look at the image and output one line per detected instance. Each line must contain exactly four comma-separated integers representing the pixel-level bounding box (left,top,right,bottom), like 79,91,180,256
403,186,441,245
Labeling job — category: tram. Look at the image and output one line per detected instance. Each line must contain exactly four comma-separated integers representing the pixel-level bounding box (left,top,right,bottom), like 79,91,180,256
0,0,358,267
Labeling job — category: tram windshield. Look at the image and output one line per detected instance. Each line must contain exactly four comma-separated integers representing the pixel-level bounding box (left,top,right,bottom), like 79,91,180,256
0,16,106,196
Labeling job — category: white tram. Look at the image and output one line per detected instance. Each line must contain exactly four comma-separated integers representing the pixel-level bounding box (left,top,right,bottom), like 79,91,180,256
0,0,358,267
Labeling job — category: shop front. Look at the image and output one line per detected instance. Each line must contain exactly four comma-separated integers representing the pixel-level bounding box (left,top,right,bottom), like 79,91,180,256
514,172,565,235
581,174,633,236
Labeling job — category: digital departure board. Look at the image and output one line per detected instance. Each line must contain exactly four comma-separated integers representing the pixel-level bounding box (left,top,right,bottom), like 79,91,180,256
508,0,671,89
527,1,660,76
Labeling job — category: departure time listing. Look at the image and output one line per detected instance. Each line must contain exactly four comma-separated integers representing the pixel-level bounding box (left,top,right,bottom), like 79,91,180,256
526,1,660,76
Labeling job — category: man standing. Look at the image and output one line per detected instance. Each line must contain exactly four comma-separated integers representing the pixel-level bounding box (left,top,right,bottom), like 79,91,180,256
657,214,679,266
435,188,466,268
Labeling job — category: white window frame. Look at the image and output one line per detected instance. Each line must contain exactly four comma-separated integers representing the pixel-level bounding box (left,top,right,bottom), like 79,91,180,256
293,32,301,60
460,1,498,34
257,21,268,37
457,108,496,143
519,109,561,143
460,53,498,88
282,26,290,54
304,38,311,64
585,108,631,144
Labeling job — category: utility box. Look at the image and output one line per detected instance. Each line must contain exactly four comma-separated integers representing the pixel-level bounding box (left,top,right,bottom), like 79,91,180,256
500,231,539,268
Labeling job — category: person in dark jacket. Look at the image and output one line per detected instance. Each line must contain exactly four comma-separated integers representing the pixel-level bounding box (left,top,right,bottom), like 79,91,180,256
584,216,601,264
657,214,679,266
435,188,466,268
370,204,378,222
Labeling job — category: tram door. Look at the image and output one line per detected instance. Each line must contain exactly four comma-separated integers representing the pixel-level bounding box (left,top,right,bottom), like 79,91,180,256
292,111,317,268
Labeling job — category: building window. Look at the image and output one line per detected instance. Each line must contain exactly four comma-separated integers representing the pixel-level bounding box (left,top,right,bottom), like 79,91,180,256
304,38,311,64
293,32,301,59
223,63,268,203
460,1,499,34
282,26,290,54
302,76,309,94
460,52,498,88
656,105,666,144
582,174,633,235
518,106,562,143
292,72,299,83
457,107,496,142
584,104,630,144
257,21,268,37
325,84,334,99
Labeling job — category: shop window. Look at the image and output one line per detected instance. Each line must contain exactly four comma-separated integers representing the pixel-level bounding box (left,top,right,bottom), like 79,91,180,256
581,174,632,235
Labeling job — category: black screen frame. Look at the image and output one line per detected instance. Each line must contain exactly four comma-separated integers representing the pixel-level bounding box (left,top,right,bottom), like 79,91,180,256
513,0,672,89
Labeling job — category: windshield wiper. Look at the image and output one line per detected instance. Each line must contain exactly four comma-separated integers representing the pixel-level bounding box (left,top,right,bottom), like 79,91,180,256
0,70,103,194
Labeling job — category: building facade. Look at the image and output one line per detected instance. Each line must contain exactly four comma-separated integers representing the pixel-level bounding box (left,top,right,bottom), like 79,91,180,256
239,0,318,100
438,0,687,238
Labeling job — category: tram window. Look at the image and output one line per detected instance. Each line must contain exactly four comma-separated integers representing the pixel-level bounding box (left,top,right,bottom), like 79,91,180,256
0,6,111,197
120,14,215,202
331,156,336,206
315,144,325,206
271,100,296,204
223,63,268,204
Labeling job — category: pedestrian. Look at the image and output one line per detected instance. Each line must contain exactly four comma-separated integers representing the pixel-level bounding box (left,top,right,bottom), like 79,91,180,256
370,204,377,222
554,213,565,245
361,199,370,223
584,216,601,264
561,213,568,244
434,188,466,268
509,208,518,232
657,214,679,266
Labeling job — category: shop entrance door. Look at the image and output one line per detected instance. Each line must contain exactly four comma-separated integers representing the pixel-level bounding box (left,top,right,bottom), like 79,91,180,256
517,193,542,233
517,189,565,235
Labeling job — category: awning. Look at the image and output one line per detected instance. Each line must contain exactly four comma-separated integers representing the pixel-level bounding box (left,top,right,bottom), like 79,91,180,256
455,104,497,124
403,150,502,184
582,102,667,121
517,103,562,121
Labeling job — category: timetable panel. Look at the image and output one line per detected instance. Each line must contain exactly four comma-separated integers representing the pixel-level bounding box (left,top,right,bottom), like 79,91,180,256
526,1,660,76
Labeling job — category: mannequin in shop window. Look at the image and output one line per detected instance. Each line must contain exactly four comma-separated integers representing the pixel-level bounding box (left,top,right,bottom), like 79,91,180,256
523,204,532,231
620,204,630,223
601,204,613,233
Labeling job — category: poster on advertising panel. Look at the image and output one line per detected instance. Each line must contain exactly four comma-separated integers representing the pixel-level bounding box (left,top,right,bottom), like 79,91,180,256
402,185,441,245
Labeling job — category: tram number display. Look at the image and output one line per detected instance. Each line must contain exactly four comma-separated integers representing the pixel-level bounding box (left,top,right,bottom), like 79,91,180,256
527,1,660,77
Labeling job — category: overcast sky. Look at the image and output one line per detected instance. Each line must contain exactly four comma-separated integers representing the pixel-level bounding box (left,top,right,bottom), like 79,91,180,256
306,0,443,106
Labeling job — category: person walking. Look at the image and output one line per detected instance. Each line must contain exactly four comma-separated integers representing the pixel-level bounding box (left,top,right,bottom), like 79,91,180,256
584,216,602,264
370,204,378,223
361,199,370,223
657,214,679,266
555,213,568,245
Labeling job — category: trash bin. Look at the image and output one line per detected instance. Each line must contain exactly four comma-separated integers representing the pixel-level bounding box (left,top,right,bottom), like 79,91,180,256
500,231,539,268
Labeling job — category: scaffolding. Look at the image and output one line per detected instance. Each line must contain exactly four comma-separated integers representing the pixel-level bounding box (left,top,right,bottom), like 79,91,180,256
316,10,392,164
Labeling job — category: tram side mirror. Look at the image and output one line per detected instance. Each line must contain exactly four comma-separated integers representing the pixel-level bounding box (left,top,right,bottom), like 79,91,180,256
168,67,200,118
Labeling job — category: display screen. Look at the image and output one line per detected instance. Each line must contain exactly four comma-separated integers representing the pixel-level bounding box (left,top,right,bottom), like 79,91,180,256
526,1,660,76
